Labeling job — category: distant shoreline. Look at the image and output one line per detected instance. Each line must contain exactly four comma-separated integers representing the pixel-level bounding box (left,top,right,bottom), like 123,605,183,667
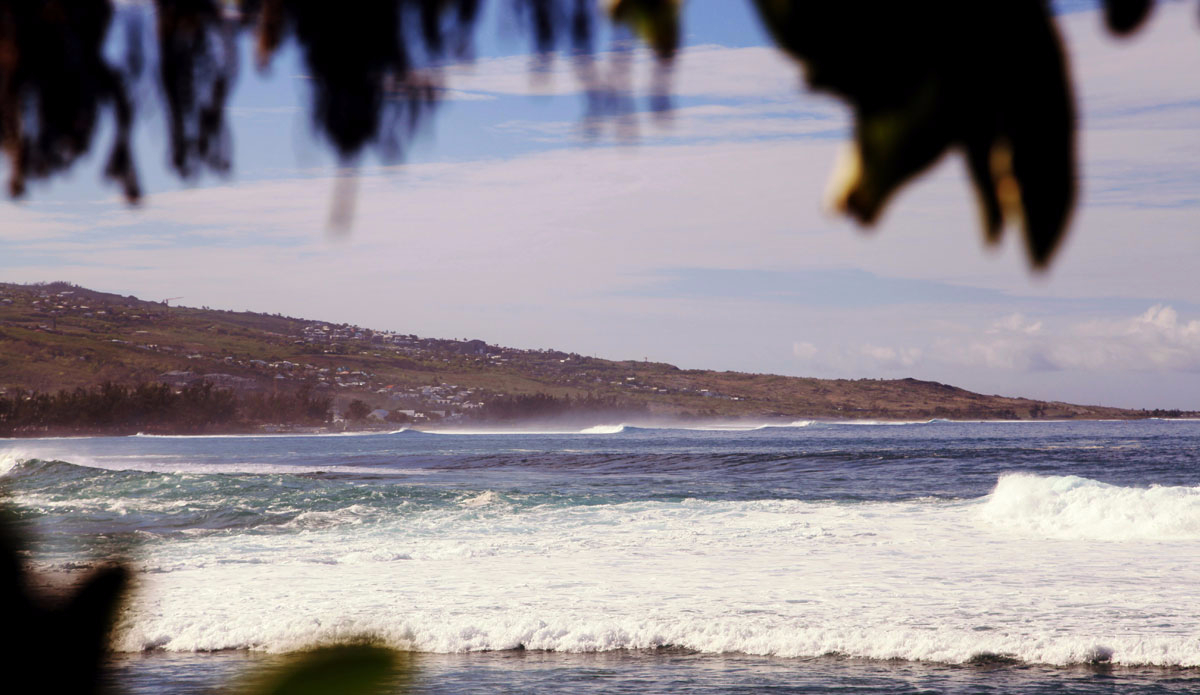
2,283,1196,425
5,415,1200,440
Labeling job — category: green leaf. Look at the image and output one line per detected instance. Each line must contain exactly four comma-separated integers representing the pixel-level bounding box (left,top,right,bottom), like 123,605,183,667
609,0,682,59
241,644,410,695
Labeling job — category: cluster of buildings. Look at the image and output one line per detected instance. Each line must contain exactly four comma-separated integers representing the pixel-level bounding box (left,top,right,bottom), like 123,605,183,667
0,286,151,328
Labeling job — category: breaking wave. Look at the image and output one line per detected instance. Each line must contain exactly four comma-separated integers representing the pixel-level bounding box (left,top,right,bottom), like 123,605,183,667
578,424,628,434
980,473,1200,541
10,422,1200,669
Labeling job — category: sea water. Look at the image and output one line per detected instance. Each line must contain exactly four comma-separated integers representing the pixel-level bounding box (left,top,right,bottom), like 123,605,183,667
3,420,1199,693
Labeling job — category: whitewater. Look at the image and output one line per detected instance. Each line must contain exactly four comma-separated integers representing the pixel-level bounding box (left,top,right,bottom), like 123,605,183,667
3,420,1199,693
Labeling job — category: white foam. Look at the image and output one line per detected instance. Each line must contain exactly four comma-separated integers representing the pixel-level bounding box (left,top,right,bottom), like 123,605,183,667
460,490,501,508
832,419,933,426
0,449,26,476
427,422,812,435
2,457,429,479
578,424,626,435
100,483,1200,665
426,428,591,436
0,446,107,476
282,504,379,530
667,420,814,432
131,430,408,439
753,420,814,430
980,473,1200,541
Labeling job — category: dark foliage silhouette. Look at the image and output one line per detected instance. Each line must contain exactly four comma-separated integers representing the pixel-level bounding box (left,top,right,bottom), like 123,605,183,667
753,0,1074,266
0,0,1189,265
0,506,128,695
0,380,331,435
155,0,237,179
0,0,140,201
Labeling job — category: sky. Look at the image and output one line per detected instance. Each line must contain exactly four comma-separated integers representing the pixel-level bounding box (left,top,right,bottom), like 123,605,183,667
2,1,1199,410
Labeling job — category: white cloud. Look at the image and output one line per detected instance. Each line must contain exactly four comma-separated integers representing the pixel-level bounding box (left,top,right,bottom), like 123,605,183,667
989,313,1043,335
859,344,923,369
0,204,89,241
792,341,817,360
936,306,1200,373
1061,305,1200,371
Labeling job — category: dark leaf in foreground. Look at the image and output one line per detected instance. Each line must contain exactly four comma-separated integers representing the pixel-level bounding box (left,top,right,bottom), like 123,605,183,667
609,0,682,59
1103,0,1154,34
0,508,128,695
0,0,1188,267
752,0,1076,268
239,644,409,695
155,0,237,179
0,0,140,201
256,1,481,163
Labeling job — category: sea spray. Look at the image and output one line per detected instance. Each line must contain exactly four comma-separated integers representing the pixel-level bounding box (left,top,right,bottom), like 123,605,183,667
980,473,1200,541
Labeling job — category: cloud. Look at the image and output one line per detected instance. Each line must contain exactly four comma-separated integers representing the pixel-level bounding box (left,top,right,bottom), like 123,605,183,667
1061,305,1200,371
623,268,1010,306
990,313,1043,335
792,341,817,360
859,343,923,369
797,306,1200,379
937,306,1200,373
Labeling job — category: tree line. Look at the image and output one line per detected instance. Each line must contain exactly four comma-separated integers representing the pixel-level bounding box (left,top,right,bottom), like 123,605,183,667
0,381,331,436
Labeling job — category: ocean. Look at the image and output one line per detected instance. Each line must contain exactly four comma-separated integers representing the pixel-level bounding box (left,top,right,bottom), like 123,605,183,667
2,420,1199,694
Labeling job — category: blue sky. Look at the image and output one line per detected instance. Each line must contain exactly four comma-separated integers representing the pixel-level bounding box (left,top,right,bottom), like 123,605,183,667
3,1,1200,409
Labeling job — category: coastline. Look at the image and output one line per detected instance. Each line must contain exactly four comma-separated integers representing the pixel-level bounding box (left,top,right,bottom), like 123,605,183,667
3,414,1199,440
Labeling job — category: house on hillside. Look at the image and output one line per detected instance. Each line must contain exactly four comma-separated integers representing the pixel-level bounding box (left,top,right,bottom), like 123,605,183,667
159,371,198,387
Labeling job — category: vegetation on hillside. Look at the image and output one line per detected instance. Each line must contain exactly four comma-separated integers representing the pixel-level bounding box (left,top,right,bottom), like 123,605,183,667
0,282,1190,430
0,381,331,436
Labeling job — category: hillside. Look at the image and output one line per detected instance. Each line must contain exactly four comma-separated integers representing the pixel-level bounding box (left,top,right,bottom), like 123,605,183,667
0,282,1181,427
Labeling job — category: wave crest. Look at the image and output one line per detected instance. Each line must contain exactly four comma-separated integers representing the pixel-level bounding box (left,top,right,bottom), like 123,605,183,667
980,473,1200,541
578,424,627,434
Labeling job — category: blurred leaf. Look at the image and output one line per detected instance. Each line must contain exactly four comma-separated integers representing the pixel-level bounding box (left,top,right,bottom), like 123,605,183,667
0,0,141,202
0,504,129,694
240,644,409,695
752,0,1076,268
1103,0,1154,34
609,0,682,59
154,0,236,179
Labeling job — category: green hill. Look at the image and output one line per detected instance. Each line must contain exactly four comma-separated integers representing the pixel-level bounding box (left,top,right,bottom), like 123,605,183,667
0,281,1180,429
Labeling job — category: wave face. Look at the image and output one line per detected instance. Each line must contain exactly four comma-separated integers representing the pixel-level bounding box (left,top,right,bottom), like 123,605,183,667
981,473,1200,541
4,420,1200,666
